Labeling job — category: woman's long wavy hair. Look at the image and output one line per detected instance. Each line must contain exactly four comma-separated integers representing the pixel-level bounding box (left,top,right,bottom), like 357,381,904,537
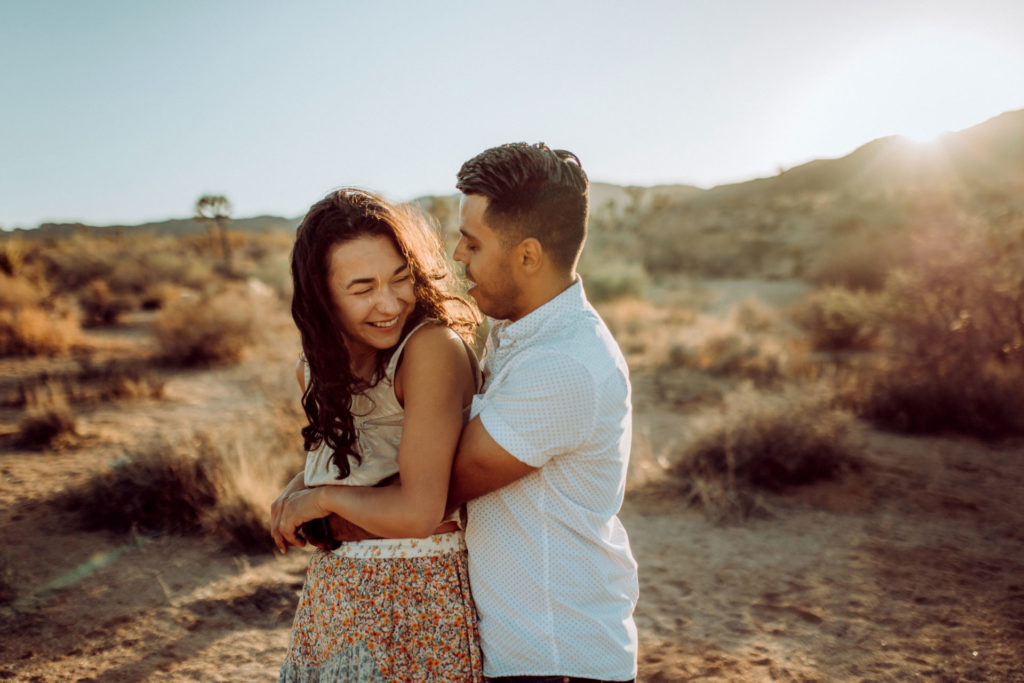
291,188,479,478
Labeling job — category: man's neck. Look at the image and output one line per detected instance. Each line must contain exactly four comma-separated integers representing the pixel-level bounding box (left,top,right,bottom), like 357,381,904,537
508,271,577,322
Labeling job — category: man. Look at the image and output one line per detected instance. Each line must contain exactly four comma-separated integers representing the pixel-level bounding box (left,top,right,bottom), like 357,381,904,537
324,142,639,681
445,142,638,682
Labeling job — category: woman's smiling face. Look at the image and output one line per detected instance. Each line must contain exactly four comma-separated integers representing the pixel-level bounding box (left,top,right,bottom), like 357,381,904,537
327,234,415,365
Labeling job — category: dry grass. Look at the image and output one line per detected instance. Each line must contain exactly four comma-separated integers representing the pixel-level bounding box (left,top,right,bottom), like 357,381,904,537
673,384,862,519
0,552,14,606
61,437,223,535
16,401,77,450
58,398,303,552
5,359,166,409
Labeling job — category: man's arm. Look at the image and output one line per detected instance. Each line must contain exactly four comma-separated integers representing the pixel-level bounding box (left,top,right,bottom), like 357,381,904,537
328,416,536,539
446,415,537,513
327,514,377,543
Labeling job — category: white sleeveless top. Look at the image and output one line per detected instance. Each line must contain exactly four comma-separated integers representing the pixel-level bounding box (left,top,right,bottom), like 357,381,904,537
303,320,479,490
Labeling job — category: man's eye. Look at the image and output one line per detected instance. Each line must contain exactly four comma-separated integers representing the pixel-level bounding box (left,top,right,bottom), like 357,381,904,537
354,288,372,295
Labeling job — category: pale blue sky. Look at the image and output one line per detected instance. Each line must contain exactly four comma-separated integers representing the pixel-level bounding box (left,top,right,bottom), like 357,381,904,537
2,0,1023,228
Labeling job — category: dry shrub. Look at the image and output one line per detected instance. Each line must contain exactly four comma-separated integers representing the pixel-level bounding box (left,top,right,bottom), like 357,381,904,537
579,257,650,303
655,366,729,407
78,279,135,326
133,248,215,292
663,301,806,387
845,222,1024,438
843,361,1024,438
0,552,14,605
154,286,270,365
0,302,80,356
237,243,294,301
596,297,696,364
59,396,302,552
0,273,45,309
59,428,295,553
41,235,118,292
673,384,861,518
16,401,77,450
0,237,30,277
793,287,880,351
807,232,912,291
62,437,222,535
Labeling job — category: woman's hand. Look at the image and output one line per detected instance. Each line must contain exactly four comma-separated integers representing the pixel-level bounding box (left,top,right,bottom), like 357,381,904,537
276,487,331,551
270,471,310,554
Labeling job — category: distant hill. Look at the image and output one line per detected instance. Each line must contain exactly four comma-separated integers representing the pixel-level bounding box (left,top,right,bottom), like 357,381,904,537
589,108,1024,279
700,108,1024,203
3,215,301,241
6,108,1021,270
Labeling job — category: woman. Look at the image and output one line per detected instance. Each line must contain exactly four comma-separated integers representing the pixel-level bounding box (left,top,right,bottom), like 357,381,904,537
271,188,483,682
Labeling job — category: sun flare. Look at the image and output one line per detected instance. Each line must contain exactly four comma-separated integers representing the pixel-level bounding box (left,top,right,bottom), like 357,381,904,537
789,24,1018,156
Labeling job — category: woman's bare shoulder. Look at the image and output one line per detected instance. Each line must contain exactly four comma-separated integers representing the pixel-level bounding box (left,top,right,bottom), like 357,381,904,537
402,321,468,362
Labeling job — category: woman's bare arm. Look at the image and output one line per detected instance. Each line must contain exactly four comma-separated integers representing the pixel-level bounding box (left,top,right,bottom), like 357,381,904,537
277,326,475,543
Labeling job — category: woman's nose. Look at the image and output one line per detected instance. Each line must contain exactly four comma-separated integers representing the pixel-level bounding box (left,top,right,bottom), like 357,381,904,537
375,287,401,314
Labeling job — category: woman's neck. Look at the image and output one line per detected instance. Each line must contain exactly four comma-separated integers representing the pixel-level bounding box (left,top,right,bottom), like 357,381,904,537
348,347,379,382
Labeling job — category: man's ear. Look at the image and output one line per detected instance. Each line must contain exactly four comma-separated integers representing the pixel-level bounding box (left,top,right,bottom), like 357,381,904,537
517,238,543,274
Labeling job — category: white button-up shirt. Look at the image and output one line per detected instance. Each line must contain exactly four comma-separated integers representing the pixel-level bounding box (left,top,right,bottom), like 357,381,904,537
466,279,638,680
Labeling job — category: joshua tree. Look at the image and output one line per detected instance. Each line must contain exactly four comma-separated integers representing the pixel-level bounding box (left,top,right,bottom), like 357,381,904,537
195,194,233,273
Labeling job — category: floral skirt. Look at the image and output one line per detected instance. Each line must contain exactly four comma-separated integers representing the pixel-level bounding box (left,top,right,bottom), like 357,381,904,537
279,531,483,682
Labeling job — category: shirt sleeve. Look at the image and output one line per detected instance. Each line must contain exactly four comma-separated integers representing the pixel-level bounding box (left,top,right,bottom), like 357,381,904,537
477,351,597,468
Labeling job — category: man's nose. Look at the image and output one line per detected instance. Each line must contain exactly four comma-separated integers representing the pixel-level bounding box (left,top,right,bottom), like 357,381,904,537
453,238,467,264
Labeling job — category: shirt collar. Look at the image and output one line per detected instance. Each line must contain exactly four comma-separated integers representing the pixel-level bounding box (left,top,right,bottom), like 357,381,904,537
489,277,586,345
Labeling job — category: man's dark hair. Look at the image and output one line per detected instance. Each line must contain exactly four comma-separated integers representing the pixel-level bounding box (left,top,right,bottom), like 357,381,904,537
456,142,589,270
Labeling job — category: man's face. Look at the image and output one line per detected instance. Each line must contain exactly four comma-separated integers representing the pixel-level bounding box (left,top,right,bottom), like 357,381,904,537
454,194,522,320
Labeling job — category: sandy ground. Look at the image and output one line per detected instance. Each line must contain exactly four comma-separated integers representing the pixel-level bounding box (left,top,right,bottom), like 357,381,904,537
2,320,1024,681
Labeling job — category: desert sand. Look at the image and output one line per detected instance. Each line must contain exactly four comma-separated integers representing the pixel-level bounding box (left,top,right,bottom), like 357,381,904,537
2,301,1023,682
